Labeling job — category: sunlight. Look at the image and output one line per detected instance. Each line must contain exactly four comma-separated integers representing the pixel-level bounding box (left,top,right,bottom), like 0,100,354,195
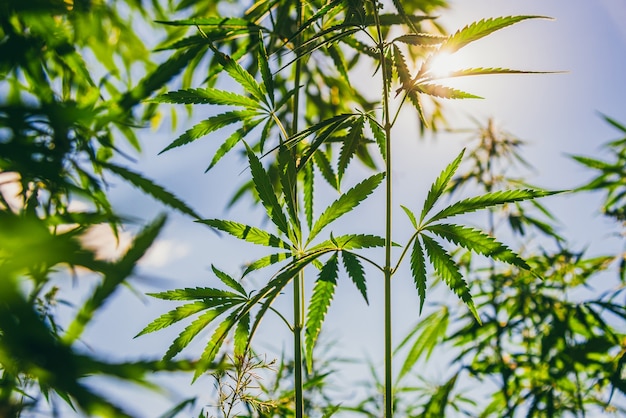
425,51,466,79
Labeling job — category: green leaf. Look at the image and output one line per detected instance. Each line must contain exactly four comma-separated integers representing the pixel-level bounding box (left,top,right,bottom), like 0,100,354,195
416,83,482,99
401,205,418,229
135,300,224,337
341,251,368,304
206,118,263,171
393,33,446,46
442,16,550,54
396,307,449,381
63,215,167,343
419,372,459,416
425,189,561,225
246,144,291,237
212,265,247,296
303,162,315,230
210,45,267,105
313,150,338,191
150,87,260,108
305,253,339,371
446,67,555,79
160,110,256,154
410,238,428,314
103,163,200,219
367,116,386,160
337,116,365,182
309,234,386,251
233,312,250,358
257,35,274,106
197,219,290,249
421,234,480,323
156,17,261,28
164,305,232,361
307,173,385,244
278,147,300,230
420,149,465,223
393,44,413,91
426,223,530,269
147,287,242,301
242,252,291,277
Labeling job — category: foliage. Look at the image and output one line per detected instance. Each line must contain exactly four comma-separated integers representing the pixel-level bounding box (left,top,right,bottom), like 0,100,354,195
2,0,625,417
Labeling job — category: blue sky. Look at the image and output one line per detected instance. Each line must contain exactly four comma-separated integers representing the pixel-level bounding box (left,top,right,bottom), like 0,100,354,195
57,1,626,416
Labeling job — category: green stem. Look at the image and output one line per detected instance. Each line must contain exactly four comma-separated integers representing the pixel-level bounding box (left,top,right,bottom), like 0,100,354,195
291,2,304,417
372,1,394,416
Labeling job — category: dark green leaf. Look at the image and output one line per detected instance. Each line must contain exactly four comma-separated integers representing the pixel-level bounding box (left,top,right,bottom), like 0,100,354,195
416,83,482,99
410,237,428,314
212,265,246,296
150,87,260,108
338,116,365,182
342,251,368,304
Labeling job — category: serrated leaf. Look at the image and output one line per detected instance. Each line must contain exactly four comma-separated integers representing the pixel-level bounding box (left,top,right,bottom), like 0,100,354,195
425,189,561,225
156,17,260,28
426,223,530,269
313,150,338,191
396,307,449,381
207,118,263,171
401,205,418,229
160,110,255,154
410,238,427,314
341,251,368,304
393,33,446,46
234,312,250,358
195,311,239,377
210,46,267,105
211,265,246,296
246,144,291,236
135,300,217,337
150,88,260,108
242,252,291,277
257,36,274,106
421,234,480,323
164,307,229,361
337,116,365,182
303,162,314,230
442,16,550,54
147,287,242,301
416,83,482,99
198,219,290,249
305,253,339,371
307,172,385,244
367,116,386,160
103,163,200,219
278,147,300,231
420,149,465,223
311,234,386,250
447,67,555,79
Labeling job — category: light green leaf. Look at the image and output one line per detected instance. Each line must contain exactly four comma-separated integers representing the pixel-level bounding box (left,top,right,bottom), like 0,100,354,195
420,372,459,415
242,252,291,277
305,253,339,371
303,162,314,230
147,287,242,301
210,46,267,105
308,173,385,244
206,118,263,171
135,300,219,337
393,44,413,91
393,33,446,46
425,189,561,225
164,307,229,361
159,110,255,154
156,17,260,28
446,67,556,79
212,265,247,296
422,234,480,323
416,83,482,99
341,251,368,304
442,16,550,54
420,149,465,223
195,311,239,378
410,238,427,314
197,219,290,249
401,205,418,229
257,35,274,106
425,223,529,269
337,116,365,182
246,144,291,237
234,312,250,358
150,88,260,108
313,150,338,191
396,307,449,381
309,234,386,251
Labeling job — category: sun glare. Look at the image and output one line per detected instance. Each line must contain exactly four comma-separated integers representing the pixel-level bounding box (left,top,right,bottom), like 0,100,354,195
425,51,464,79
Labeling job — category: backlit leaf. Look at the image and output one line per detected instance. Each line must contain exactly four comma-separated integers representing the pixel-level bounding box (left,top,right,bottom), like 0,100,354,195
420,149,464,223
416,83,482,99
197,219,290,249
338,116,365,182
150,88,260,108
212,265,247,296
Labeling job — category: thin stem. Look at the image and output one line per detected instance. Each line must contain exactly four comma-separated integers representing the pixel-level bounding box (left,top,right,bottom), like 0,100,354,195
291,2,304,417
372,1,394,416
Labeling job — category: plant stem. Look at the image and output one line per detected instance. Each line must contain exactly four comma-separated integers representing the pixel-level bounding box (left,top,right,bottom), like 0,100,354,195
291,2,304,417
372,1,394,416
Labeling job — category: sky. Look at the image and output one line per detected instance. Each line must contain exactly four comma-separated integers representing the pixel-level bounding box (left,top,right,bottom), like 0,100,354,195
47,1,626,416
